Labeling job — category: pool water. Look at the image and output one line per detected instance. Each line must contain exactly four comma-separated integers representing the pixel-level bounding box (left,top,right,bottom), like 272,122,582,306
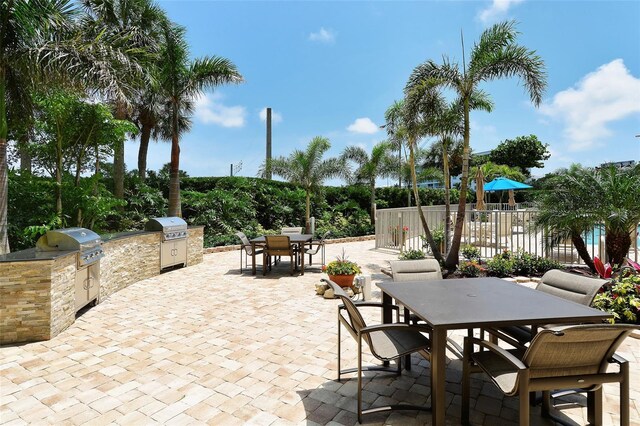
584,225,640,246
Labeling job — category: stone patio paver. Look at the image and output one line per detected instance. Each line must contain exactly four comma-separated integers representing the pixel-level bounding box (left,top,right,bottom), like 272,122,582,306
1,240,638,425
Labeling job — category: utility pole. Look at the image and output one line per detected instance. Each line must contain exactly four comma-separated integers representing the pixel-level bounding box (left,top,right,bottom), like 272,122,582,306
266,107,272,180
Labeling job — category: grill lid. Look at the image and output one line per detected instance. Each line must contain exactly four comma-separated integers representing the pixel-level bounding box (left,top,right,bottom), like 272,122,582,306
36,227,104,266
145,217,188,240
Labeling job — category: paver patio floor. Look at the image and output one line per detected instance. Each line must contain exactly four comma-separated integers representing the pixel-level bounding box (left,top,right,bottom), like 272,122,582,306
1,240,638,425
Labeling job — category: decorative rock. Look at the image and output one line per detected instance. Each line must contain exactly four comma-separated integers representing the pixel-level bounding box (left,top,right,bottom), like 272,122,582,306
315,283,328,295
323,288,335,299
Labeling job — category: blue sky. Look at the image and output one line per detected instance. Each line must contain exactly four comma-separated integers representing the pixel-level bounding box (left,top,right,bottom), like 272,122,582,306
126,0,640,182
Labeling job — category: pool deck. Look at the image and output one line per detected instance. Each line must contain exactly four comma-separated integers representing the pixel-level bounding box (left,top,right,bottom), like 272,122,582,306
1,240,638,425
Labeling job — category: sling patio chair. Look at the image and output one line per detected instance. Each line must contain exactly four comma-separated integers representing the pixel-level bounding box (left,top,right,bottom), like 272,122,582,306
323,278,432,423
462,324,638,426
486,270,607,350
235,231,264,273
305,231,330,266
263,235,298,276
281,226,303,234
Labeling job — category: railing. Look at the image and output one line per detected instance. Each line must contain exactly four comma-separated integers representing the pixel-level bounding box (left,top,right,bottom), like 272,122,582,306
375,206,639,265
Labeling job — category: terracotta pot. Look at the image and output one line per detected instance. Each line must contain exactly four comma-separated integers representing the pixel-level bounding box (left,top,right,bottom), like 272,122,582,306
328,274,355,288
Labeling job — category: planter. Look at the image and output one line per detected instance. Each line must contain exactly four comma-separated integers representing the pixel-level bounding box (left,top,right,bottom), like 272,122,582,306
328,274,356,288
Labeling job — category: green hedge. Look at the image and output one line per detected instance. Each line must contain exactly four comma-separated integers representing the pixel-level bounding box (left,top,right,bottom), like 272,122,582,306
8,173,472,249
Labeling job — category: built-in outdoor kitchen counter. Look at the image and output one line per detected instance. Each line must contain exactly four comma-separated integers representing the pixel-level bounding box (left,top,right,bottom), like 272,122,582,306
0,225,204,345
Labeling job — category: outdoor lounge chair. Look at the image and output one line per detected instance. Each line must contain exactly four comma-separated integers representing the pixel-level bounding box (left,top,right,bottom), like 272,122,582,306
235,231,263,273
486,269,607,349
322,278,432,423
263,235,297,275
462,324,638,426
281,226,303,234
305,231,330,266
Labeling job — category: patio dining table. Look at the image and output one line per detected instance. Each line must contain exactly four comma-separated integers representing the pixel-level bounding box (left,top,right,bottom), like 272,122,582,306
250,234,313,275
376,277,612,425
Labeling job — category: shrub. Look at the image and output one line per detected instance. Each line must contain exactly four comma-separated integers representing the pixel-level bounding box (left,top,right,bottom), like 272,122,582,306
592,274,640,324
398,249,426,260
323,250,361,275
460,260,485,277
461,245,481,262
511,249,563,276
486,255,515,277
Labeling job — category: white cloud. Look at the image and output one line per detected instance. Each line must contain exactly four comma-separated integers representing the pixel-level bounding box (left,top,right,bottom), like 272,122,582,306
194,93,246,128
259,107,283,124
477,0,524,24
347,117,379,134
309,27,336,44
540,59,640,151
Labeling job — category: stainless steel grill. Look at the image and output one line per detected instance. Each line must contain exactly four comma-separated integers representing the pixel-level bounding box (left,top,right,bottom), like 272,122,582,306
36,227,104,267
145,217,188,269
145,217,188,241
36,228,103,311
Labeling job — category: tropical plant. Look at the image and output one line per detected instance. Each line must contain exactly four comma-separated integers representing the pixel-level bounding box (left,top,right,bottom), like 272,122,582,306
323,250,361,275
460,260,484,277
592,273,640,324
405,20,547,270
80,0,167,198
461,244,481,262
398,248,426,260
262,136,346,232
486,254,515,277
341,141,396,224
157,22,242,217
536,164,640,270
1,0,144,253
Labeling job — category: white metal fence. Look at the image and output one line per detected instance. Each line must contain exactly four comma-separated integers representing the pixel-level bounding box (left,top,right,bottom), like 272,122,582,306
375,206,639,265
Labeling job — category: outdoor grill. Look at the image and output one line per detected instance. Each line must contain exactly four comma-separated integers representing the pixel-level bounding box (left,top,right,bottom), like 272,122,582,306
36,228,103,311
145,217,188,269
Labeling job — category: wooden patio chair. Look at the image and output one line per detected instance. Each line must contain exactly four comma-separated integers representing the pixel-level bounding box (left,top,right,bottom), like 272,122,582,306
263,235,297,275
323,278,432,423
462,324,638,426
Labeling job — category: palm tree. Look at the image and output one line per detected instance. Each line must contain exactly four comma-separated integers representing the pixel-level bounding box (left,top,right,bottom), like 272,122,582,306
1,0,140,254
262,136,346,232
406,20,546,270
157,22,242,217
341,141,396,224
536,164,640,270
80,0,167,197
383,101,408,189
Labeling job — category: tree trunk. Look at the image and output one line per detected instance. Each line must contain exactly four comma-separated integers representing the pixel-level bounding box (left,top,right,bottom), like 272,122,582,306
571,232,595,273
137,113,153,181
445,98,470,270
369,180,376,225
305,190,311,233
168,131,181,217
113,104,127,201
442,141,451,253
0,72,9,254
605,229,632,266
409,135,443,262
18,133,31,173
55,133,63,218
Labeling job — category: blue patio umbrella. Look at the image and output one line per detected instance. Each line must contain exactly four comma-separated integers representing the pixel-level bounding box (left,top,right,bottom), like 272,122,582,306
484,177,532,192
484,177,532,206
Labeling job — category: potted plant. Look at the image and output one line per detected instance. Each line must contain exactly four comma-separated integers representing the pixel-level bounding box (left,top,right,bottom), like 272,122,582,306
322,249,362,288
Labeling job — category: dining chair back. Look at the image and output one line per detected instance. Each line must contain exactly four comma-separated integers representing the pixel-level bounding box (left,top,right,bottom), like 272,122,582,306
263,235,296,275
235,231,262,273
281,227,303,234
389,259,442,282
463,324,637,426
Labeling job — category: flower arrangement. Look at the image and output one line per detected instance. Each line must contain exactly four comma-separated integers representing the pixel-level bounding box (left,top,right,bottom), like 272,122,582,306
323,250,361,276
592,272,640,324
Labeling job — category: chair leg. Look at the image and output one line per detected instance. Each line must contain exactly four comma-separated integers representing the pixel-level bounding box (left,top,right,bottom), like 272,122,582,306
240,249,243,273
541,391,551,417
621,361,629,426
337,316,342,382
357,335,363,424
587,388,603,426
263,252,268,275
519,379,530,426
462,338,471,425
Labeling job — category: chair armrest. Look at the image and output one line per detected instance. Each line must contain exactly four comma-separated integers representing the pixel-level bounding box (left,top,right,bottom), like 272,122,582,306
360,323,433,335
609,353,628,366
465,336,527,370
